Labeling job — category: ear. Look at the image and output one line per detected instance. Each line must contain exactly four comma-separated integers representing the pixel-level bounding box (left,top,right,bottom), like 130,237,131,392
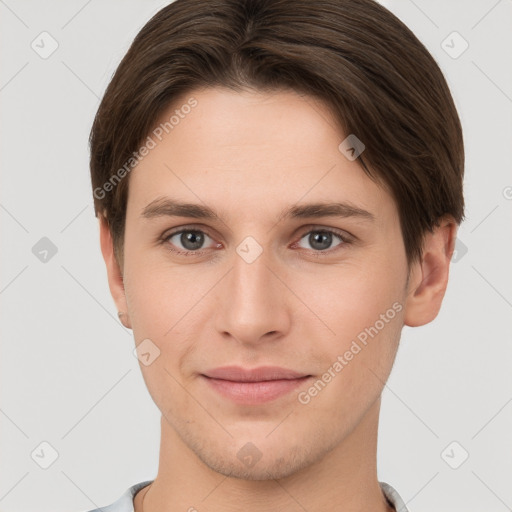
98,215,132,329
403,217,458,327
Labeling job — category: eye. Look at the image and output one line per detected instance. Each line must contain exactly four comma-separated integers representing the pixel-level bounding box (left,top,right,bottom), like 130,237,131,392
294,228,350,253
163,228,219,255
161,226,352,257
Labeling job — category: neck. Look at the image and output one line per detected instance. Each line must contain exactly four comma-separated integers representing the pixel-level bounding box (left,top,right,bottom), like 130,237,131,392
136,397,393,512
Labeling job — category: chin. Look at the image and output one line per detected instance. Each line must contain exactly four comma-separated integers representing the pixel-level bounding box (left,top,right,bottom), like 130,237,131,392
193,436,326,481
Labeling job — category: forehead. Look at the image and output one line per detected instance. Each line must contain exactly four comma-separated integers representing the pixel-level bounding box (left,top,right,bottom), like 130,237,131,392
126,87,395,225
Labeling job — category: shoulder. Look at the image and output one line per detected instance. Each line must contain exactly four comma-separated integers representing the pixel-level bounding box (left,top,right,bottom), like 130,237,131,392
380,481,409,511
81,480,154,512
80,479,403,512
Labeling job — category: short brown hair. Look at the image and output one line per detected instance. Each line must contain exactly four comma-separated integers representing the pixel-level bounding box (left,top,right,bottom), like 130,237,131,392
89,0,464,266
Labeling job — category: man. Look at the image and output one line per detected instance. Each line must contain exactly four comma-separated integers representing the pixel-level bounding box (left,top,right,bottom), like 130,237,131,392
86,0,464,510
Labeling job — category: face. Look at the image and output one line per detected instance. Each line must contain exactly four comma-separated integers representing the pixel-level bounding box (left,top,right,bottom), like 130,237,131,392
108,87,419,479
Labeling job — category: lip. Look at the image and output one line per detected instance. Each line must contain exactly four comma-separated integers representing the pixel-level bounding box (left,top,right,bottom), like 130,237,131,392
201,366,312,404
203,365,309,382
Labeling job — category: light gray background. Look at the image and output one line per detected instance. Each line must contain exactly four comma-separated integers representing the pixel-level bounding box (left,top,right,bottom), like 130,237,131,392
1,1,511,511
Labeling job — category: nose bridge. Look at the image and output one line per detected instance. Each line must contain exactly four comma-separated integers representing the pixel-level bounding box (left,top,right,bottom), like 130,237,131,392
216,235,289,343
231,238,276,311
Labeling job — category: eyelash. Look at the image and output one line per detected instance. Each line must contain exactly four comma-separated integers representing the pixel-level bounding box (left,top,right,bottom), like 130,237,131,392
159,225,353,257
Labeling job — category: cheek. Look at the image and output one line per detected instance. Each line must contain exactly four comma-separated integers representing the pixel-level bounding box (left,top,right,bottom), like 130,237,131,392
123,252,210,370
294,260,405,342
123,240,186,326
123,261,202,414
295,293,404,422
125,275,173,336
290,248,406,401
122,254,183,360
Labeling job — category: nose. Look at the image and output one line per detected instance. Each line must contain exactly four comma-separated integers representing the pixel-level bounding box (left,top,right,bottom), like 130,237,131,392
214,241,292,347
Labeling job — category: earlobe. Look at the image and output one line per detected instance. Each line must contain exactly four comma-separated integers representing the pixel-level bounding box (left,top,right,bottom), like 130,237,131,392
403,218,458,327
98,215,132,329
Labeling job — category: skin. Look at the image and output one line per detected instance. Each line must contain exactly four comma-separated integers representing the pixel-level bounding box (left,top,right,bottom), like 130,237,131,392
99,87,457,512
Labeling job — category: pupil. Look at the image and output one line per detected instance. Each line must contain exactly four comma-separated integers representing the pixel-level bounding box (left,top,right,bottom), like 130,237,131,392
182,231,204,250
311,232,331,250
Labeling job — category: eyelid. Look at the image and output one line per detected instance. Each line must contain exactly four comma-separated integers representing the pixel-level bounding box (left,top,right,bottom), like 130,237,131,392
294,224,355,243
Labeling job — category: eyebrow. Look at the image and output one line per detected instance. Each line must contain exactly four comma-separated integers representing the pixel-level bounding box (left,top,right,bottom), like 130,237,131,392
141,197,375,223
